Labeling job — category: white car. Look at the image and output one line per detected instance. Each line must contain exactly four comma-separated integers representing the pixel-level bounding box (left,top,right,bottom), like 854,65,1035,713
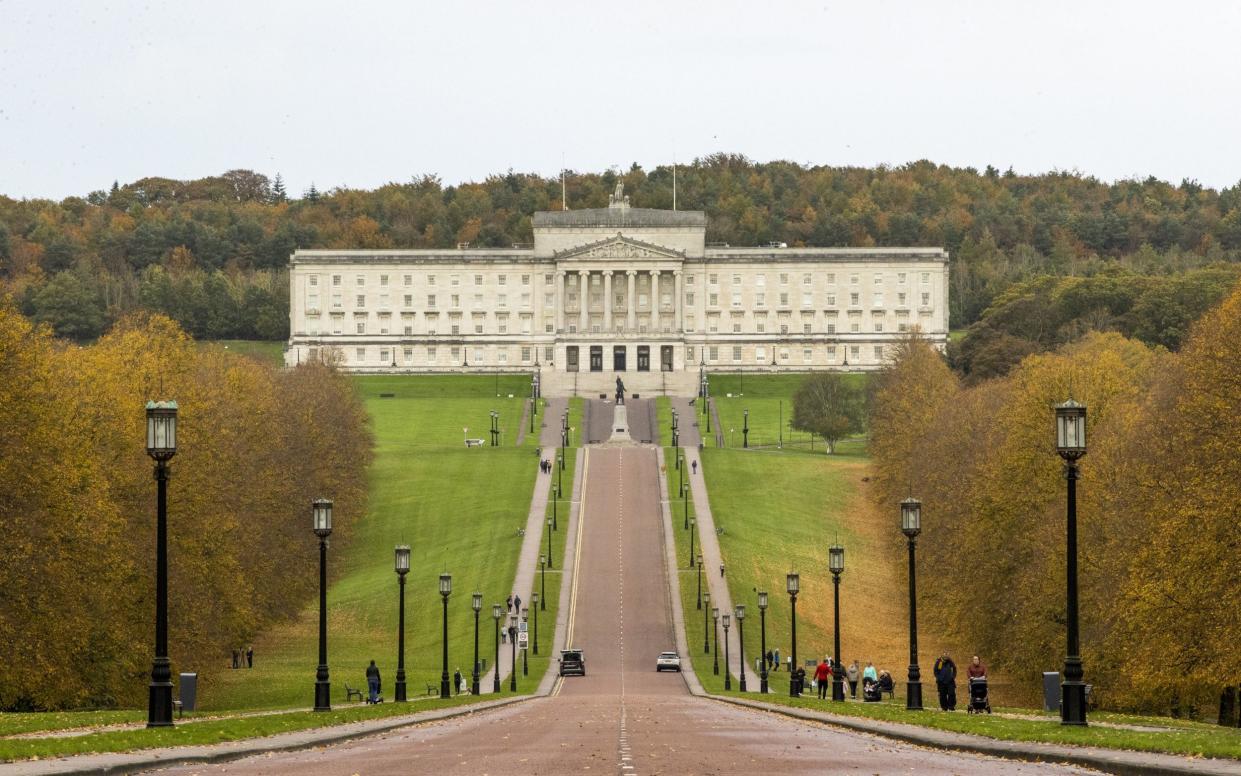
656,651,681,672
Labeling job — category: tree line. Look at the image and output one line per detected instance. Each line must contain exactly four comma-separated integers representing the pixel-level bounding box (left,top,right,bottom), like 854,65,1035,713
869,280,1241,716
2,157,1240,341
0,309,371,710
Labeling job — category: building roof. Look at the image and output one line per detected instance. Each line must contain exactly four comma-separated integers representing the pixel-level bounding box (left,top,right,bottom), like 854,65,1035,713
533,207,707,229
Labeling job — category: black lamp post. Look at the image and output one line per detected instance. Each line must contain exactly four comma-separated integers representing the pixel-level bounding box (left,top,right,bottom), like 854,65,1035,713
439,573,452,699
901,498,923,711
521,608,529,675
529,398,535,434
394,545,410,702
539,554,547,609
492,604,502,694
471,592,482,696
743,408,749,448
787,572,799,697
546,517,555,568
682,483,690,530
490,410,498,447
509,614,518,691
711,606,720,674
531,592,539,655
551,483,559,531
312,498,333,712
688,517,696,567
695,553,703,610
704,377,712,433
829,544,845,702
557,449,564,493
671,409,679,447
736,605,747,692
145,400,177,727
758,591,769,694
678,451,684,497
1056,398,1088,726
722,613,732,690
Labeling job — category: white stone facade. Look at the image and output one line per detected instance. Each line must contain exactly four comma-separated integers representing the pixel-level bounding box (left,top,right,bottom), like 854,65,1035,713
285,195,949,391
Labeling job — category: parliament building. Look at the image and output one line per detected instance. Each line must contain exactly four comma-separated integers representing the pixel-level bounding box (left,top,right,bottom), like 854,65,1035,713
285,187,949,395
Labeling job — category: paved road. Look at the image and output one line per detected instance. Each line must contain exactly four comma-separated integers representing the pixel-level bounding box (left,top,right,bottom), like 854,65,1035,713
149,446,1098,776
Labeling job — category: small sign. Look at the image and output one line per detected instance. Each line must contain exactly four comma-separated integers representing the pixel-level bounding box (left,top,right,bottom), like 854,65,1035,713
519,621,528,633
518,632,529,650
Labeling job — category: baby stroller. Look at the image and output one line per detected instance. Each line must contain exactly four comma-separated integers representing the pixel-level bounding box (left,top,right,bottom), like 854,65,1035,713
862,676,882,703
966,676,992,714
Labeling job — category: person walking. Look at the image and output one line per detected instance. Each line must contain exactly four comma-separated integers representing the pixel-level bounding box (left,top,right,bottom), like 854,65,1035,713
765,649,774,671
933,651,958,711
719,563,725,578
366,659,381,704
231,648,239,669
246,646,253,668
815,658,831,700
506,595,513,612
846,660,860,698
454,668,464,695
967,655,987,679
514,594,522,612
773,648,781,672
692,460,698,474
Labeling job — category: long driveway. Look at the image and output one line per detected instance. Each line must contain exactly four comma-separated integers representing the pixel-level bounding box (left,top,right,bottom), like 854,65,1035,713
148,440,1098,775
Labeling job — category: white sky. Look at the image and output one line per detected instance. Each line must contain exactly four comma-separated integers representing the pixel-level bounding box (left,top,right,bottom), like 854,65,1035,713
2,0,1240,200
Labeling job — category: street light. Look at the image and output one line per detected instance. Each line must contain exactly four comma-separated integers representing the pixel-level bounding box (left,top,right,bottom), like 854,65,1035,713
787,572,799,697
682,482,690,530
521,607,529,676
711,606,720,674
901,498,923,711
695,553,703,610
509,613,518,692
829,544,845,702
439,573,452,699
1056,398,1088,726
539,554,547,610
551,483,559,531
758,591,769,693
546,517,555,569
145,400,177,727
491,604,503,694
531,592,540,655
394,545,410,702
743,408,749,448
703,591,711,653
736,605,747,692
471,592,483,696
722,612,732,691
312,498,333,712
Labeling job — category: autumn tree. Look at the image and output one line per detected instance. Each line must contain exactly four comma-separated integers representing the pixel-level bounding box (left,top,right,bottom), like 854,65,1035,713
789,372,863,453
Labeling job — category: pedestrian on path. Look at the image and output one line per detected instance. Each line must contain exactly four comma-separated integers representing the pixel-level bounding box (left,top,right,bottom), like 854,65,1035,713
502,627,508,644
967,655,987,679
766,649,774,671
514,594,522,612
366,660,381,704
454,668,463,695
933,652,957,711
773,648,780,671
692,460,698,474
815,658,831,699
719,563,725,577
506,595,513,612
847,660,860,698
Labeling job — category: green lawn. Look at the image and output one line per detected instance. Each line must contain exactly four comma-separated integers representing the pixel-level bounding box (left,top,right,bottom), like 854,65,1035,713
706,373,868,453
655,397,672,447
203,340,286,366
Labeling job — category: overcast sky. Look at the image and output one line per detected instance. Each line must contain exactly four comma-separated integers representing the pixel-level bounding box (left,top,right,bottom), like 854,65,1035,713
2,0,1240,200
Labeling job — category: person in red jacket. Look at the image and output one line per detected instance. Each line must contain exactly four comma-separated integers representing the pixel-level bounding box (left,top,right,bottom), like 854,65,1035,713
815,657,832,699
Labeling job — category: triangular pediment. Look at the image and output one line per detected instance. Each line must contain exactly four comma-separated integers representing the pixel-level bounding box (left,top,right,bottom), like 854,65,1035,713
553,234,685,260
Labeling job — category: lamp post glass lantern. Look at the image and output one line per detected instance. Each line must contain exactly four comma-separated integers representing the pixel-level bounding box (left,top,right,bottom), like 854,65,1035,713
145,401,177,728
492,604,503,694
394,544,410,702
702,591,711,653
711,606,720,674
471,592,482,696
758,591,769,693
1055,398,1089,726
735,605,747,692
829,545,845,701
722,613,732,690
900,498,923,710
787,572,799,697
312,498,333,712
688,517,696,567
439,573,452,699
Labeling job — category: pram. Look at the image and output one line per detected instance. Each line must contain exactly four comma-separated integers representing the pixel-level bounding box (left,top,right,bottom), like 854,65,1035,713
862,676,882,702
966,676,992,714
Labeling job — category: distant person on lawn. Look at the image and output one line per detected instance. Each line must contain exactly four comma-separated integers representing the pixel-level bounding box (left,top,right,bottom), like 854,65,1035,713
846,660,860,698
815,658,832,699
366,659,381,703
246,646,253,668
454,668,463,695
934,652,958,711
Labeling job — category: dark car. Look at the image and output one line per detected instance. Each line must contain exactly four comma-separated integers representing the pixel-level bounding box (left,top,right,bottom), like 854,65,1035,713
559,649,585,677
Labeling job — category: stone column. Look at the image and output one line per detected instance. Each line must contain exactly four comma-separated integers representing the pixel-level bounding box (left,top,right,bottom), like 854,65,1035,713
649,269,662,332
673,270,683,332
603,270,614,332
578,270,589,333
626,270,637,332
556,271,566,333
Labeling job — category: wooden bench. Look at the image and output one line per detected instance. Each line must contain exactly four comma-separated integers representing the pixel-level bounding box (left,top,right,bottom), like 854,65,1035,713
344,683,364,702
425,681,438,696
464,438,486,448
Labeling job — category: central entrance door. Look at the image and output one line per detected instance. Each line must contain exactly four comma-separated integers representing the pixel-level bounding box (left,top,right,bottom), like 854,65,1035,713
637,345,650,372
589,346,603,372
613,345,627,371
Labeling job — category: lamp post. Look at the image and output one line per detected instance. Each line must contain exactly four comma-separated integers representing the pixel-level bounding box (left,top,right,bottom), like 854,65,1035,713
787,572,799,697
491,604,502,694
712,606,720,674
736,605,747,692
703,591,711,654
530,398,535,434
394,545,410,702
688,517,696,567
531,592,540,655
546,517,555,569
439,573,452,699
705,377,712,434
678,451,684,497
743,408,749,448
521,607,529,676
671,409,679,447
695,553,703,610
509,614,518,692
829,544,845,702
1056,399,1088,726
539,554,547,609
758,591,769,694
557,449,564,493
901,498,923,711
490,410,499,447
722,613,732,690
312,498,333,712
145,400,177,727
471,592,482,696
682,483,690,530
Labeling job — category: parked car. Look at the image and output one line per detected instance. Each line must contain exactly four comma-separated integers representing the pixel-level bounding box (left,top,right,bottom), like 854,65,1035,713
559,649,585,676
656,651,681,672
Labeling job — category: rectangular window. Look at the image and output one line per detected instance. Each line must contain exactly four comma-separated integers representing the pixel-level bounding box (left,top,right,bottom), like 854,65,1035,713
380,294,390,308
544,273,555,285
686,292,695,305
733,292,743,307
498,350,508,364
873,293,883,306
403,347,413,363
709,293,719,306
850,293,859,306
826,273,836,283
686,346,695,362
780,273,789,285
522,274,530,286
708,273,718,285
428,346,438,363
779,292,788,306
427,294,436,308
851,345,860,359
404,274,412,286
732,274,742,285
356,275,365,286
732,346,742,362
379,348,390,363
708,315,719,333
874,321,884,333
544,346,554,363
521,347,531,362
498,318,508,334
803,274,812,286
404,324,413,335
332,292,342,308
308,275,318,287
498,294,507,307
356,294,365,307
380,275,389,286
827,323,836,334
474,274,483,286
898,272,906,284
803,348,812,362
451,294,460,308
498,274,507,285
875,345,885,360
755,292,765,307
451,274,460,286
874,273,883,285
428,275,436,285
754,346,766,363
332,275,341,286
922,292,931,306
803,323,812,334
353,347,366,362
922,273,930,284
826,294,836,306
331,316,343,335
898,292,907,306
379,316,390,335
850,274,859,285
356,321,365,334
802,293,813,308
733,321,742,333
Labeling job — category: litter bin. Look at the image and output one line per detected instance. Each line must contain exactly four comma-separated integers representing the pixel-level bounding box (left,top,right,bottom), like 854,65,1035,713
1042,671,1060,712
179,673,198,713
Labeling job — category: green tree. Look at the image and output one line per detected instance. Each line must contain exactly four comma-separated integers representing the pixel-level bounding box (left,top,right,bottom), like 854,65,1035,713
31,271,106,340
790,372,863,453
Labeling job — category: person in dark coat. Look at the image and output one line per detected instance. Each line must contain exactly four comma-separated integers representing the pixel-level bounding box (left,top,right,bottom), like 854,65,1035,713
454,668,464,695
506,595,513,612
933,652,957,711
366,659,381,703
246,646,253,668
231,648,239,669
